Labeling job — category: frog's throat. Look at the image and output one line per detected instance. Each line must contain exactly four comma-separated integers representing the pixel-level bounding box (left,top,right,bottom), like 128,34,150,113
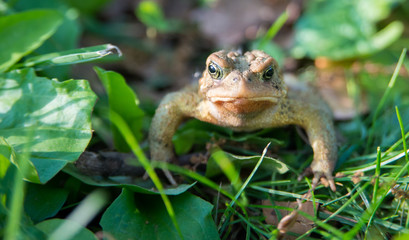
208,97,278,115
209,96,279,103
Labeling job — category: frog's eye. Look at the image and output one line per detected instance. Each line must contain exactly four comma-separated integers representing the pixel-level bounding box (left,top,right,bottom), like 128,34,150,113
262,66,274,81
208,62,223,80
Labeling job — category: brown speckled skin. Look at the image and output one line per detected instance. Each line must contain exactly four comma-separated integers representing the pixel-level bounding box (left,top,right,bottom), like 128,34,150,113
149,50,337,190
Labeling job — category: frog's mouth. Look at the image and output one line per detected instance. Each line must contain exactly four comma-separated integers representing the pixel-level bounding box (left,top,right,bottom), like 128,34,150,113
209,96,279,114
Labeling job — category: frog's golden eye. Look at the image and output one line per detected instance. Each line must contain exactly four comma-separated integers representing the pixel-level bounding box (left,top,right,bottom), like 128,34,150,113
262,66,274,81
208,62,223,80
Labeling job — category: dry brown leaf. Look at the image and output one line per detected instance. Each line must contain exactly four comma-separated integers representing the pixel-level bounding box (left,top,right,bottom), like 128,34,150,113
351,171,364,184
262,200,318,239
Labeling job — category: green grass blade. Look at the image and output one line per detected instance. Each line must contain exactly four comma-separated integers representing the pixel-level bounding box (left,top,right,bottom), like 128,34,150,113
48,190,108,240
4,167,25,240
250,185,326,204
212,149,243,193
298,183,371,240
218,143,271,235
341,149,409,174
345,159,409,239
383,130,409,157
109,110,184,240
14,44,122,70
4,131,34,240
372,147,382,204
367,147,382,238
295,210,345,239
258,11,288,49
366,48,407,150
151,161,235,200
395,106,409,168
229,208,271,238
228,142,270,208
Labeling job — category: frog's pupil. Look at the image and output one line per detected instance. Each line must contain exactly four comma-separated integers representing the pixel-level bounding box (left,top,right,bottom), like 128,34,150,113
208,63,222,79
263,67,274,80
209,64,216,74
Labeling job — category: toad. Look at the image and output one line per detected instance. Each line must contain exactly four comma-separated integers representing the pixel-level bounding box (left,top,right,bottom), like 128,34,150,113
149,50,337,191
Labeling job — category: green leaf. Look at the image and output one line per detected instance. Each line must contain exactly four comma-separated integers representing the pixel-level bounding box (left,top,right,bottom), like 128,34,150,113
292,0,403,60
206,151,289,178
173,119,231,155
0,9,63,72
0,203,47,240
63,163,194,195
16,44,122,70
100,189,220,240
62,0,111,15
394,233,409,240
135,0,181,32
173,119,284,156
12,0,82,79
24,184,69,223
0,68,97,183
94,67,145,152
0,137,12,179
36,219,97,240
14,0,80,52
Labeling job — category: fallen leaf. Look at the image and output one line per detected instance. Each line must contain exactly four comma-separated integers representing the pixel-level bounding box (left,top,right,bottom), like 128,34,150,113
262,200,318,238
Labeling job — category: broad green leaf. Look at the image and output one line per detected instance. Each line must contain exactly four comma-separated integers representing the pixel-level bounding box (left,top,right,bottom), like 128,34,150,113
12,0,82,79
292,0,403,60
13,0,80,53
0,68,97,183
172,119,284,155
95,67,144,152
0,133,39,182
63,164,194,195
16,44,122,70
36,219,97,240
0,137,12,179
394,233,409,240
206,151,289,178
100,189,220,240
24,184,69,223
0,9,63,72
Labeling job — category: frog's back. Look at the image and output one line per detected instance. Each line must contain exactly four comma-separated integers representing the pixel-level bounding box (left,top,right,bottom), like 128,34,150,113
284,75,332,115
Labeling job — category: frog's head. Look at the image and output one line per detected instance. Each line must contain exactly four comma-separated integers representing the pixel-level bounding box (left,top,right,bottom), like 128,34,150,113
199,50,287,114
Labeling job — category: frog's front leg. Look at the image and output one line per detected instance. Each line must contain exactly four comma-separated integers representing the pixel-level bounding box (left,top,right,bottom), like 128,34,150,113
281,101,337,191
303,117,337,191
149,90,199,184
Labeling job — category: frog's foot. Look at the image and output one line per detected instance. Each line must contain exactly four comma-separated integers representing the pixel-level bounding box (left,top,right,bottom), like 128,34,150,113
142,169,177,186
162,169,177,186
298,167,336,192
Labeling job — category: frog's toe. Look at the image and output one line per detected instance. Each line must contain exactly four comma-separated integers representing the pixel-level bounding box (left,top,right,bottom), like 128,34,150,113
297,167,313,181
142,169,177,186
325,173,336,192
298,167,336,191
312,171,336,192
163,169,177,186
